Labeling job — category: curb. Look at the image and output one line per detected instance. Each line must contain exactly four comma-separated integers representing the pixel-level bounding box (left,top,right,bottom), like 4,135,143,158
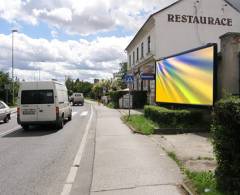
181,178,197,195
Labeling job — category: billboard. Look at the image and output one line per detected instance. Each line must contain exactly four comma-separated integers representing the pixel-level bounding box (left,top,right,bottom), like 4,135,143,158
155,44,217,106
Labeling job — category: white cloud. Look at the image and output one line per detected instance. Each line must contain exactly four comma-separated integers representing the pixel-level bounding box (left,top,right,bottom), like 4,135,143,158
0,0,176,35
0,0,177,82
0,33,131,82
33,7,72,23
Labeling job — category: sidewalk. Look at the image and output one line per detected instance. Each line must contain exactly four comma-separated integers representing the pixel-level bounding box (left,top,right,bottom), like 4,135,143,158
150,133,216,172
90,105,184,195
117,108,143,116
116,106,216,172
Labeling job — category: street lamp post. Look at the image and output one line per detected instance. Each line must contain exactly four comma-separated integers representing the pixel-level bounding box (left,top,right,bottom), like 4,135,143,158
11,29,18,105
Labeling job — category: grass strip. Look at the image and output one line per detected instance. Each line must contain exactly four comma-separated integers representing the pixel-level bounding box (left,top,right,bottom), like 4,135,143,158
122,114,157,135
167,151,222,195
185,170,223,195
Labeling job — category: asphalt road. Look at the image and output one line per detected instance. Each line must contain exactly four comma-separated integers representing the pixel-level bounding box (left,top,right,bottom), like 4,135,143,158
0,103,95,195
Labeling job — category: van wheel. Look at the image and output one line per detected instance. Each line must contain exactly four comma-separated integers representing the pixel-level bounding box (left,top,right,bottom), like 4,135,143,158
57,117,64,129
68,113,72,121
22,125,29,130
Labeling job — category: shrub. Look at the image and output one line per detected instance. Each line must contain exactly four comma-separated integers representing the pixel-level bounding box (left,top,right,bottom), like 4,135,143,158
144,105,204,128
211,96,240,193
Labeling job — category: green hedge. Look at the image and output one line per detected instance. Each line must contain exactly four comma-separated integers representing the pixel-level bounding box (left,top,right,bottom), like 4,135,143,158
211,96,240,193
144,105,204,128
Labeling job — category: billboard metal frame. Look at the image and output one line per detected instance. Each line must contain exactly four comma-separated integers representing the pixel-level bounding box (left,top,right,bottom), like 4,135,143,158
155,43,218,108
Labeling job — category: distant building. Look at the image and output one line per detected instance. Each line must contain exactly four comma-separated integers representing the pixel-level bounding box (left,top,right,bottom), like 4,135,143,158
94,79,99,84
125,0,240,104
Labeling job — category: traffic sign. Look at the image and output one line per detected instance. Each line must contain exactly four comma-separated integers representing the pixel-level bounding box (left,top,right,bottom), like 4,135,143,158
124,74,134,83
140,73,155,80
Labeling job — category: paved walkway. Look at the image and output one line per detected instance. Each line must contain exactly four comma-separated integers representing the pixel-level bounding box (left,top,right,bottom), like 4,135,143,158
90,105,184,195
151,133,216,172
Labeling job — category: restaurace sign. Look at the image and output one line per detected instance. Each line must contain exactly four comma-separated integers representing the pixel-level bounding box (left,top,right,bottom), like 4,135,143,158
168,14,233,26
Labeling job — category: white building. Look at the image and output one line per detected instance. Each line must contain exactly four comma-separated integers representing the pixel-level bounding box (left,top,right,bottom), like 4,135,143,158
125,0,240,104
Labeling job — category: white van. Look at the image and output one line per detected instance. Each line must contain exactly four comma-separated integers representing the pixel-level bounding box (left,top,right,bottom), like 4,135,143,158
17,81,72,130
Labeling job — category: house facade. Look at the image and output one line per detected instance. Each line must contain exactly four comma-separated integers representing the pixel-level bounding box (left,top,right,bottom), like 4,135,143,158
125,0,240,104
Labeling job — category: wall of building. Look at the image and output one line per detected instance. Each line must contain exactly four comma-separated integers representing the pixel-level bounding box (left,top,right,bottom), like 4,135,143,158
154,0,240,59
218,32,240,98
127,21,156,69
126,0,240,105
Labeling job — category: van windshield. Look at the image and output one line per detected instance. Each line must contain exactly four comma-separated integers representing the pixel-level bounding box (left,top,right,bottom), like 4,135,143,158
21,90,54,104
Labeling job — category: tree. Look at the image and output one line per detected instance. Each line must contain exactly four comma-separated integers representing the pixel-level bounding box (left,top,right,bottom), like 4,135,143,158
112,62,128,90
0,71,19,105
119,62,128,80
65,77,74,96
65,77,93,97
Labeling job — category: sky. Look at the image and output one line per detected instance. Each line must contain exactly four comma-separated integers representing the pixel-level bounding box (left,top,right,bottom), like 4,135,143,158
0,0,175,82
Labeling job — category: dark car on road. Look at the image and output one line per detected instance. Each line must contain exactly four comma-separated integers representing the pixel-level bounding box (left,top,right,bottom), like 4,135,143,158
0,101,11,123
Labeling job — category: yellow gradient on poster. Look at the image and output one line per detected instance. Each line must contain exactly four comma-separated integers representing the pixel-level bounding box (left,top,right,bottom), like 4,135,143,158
156,46,214,105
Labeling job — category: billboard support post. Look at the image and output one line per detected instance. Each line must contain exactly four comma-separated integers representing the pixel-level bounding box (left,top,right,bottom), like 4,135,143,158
124,74,134,119
128,84,131,119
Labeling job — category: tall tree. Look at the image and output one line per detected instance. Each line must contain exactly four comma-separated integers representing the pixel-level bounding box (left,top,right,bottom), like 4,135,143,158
65,77,93,97
0,71,19,105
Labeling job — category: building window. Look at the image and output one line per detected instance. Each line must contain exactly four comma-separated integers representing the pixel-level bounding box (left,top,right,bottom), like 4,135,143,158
147,36,151,53
136,47,139,62
141,42,144,58
133,51,135,65
129,55,131,67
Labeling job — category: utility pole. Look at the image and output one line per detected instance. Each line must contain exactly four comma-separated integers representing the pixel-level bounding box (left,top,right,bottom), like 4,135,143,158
11,29,18,105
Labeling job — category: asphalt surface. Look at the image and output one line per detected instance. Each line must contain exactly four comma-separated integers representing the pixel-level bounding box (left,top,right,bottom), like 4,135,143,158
0,103,95,195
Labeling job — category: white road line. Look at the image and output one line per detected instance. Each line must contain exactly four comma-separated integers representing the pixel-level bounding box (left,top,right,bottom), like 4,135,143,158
0,126,21,137
61,184,72,195
66,167,78,184
61,105,93,195
72,111,78,117
80,111,88,116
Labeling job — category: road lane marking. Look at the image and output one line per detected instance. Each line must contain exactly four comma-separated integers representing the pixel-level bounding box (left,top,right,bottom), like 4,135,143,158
61,105,93,195
80,111,88,116
66,167,78,184
72,111,78,117
0,126,21,137
61,184,72,195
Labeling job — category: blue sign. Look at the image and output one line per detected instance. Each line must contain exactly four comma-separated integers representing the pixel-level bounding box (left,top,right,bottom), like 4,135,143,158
124,74,134,83
140,73,155,80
